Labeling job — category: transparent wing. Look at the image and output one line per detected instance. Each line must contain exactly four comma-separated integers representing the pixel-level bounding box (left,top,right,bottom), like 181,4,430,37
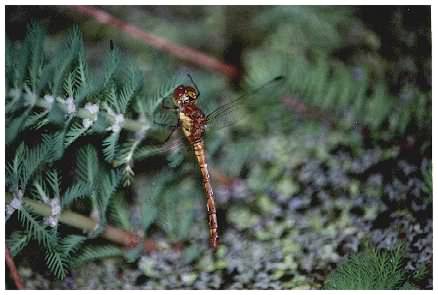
134,134,185,160
205,76,286,130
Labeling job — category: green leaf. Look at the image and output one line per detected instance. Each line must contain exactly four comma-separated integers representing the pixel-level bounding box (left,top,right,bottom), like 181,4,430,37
62,182,93,208
73,245,123,266
46,170,61,198
24,111,49,130
76,145,99,185
17,207,54,248
7,230,31,257
142,205,158,233
45,247,68,280
95,168,122,226
64,120,90,148
19,140,53,189
102,132,120,162
109,194,132,230
60,235,87,256
6,108,32,144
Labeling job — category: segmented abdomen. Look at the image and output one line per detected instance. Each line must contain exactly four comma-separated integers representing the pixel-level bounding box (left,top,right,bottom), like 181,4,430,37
193,139,219,249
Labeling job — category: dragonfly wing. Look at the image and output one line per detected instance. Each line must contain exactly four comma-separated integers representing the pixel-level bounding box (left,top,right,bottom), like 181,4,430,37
206,76,286,130
134,135,185,160
205,97,245,131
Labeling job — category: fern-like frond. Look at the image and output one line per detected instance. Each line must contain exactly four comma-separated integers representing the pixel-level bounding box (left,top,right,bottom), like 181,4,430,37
61,181,93,208
64,71,76,98
19,140,53,190
7,230,31,257
102,132,120,162
102,86,117,110
45,246,68,280
60,235,87,256
6,143,24,190
27,23,46,93
102,47,120,88
75,145,99,185
325,245,407,289
109,194,132,231
46,170,61,198
140,74,183,118
64,120,90,148
113,140,139,167
73,245,123,266
42,131,66,162
24,110,49,130
140,172,174,233
6,107,33,144
95,168,122,225
157,188,194,241
116,65,142,113
32,175,50,202
73,53,90,105
50,29,82,97
17,207,54,248
113,138,143,186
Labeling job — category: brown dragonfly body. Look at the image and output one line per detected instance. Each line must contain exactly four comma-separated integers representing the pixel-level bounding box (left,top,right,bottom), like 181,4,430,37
162,75,284,249
172,85,219,249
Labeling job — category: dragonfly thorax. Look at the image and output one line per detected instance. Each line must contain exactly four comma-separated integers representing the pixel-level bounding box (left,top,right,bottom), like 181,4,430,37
179,104,207,144
173,85,198,106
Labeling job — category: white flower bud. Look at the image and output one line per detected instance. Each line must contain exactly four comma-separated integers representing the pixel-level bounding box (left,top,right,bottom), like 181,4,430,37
64,96,77,114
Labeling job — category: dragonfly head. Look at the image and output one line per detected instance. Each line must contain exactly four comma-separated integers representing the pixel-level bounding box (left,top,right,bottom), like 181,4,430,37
173,85,198,106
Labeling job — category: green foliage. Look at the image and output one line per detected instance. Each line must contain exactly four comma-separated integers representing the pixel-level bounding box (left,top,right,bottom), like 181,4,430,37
5,23,182,280
324,245,414,290
252,6,354,54
422,163,432,196
60,235,87,256
109,194,132,231
73,245,124,266
5,7,431,287
122,171,198,244
61,182,93,208
95,168,123,226
75,145,99,184
16,207,55,248
157,185,195,241
15,207,70,279
7,230,31,257
245,7,430,135
45,246,69,280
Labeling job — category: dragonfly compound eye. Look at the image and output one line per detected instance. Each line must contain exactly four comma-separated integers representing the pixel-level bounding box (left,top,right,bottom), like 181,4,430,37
173,85,186,99
185,86,198,100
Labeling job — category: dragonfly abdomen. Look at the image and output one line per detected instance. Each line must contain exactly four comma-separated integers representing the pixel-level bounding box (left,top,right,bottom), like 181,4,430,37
193,139,219,249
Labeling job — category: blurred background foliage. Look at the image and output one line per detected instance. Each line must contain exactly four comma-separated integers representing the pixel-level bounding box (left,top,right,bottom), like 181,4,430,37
5,5,431,289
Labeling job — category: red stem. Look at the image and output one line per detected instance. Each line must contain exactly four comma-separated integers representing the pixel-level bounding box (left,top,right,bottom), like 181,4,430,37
5,246,24,289
70,5,240,79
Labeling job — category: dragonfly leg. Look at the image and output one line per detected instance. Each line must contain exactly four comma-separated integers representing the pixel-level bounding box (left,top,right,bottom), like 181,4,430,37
153,119,177,128
187,74,200,98
157,123,179,145
161,99,179,111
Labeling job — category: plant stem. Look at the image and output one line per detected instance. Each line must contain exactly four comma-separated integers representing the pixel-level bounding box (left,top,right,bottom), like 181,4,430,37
70,5,240,79
5,247,24,289
6,194,157,252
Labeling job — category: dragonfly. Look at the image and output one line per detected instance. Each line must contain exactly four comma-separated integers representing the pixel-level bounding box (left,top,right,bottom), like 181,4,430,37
153,74,285,250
